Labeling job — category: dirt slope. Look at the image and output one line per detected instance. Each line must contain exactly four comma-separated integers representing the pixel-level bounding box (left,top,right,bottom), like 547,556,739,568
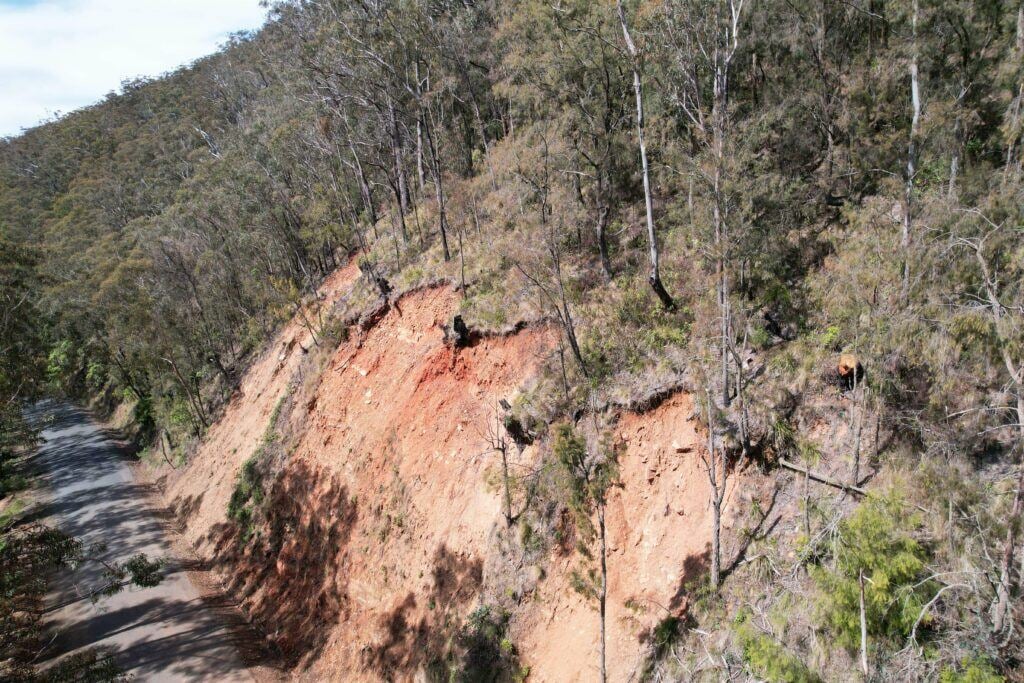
164,261,360,550
272,285,553,677
518,394,740,682
157,266,734,681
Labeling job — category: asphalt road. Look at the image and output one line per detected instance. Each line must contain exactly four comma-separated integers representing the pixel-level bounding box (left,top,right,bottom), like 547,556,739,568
32,402,254,682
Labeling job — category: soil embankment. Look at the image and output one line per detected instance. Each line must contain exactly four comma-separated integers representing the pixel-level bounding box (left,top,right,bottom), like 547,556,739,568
154,264,730,681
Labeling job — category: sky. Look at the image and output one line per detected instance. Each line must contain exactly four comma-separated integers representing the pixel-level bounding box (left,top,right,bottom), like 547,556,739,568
0,0,270,138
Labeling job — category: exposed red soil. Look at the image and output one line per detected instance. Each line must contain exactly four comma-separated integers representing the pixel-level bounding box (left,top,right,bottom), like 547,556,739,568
516,393,741,682
282,286,553,677
156,265,730,681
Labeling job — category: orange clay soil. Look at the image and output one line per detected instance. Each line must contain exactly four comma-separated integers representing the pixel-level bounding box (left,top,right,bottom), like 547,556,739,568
516,393,742,683
158,266,735,681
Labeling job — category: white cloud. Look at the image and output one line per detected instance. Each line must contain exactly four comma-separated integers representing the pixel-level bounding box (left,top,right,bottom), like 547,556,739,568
0,0,269,138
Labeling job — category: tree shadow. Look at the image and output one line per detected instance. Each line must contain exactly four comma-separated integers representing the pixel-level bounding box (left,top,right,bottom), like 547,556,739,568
723,481,782,581
171,492,205,527
201,459,358,668
361,544,483,679
30,402,270,680
667,546,712,615
41,593,264,681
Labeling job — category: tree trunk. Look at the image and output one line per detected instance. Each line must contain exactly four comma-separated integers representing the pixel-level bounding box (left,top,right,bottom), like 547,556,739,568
1003,4,1024,184
851,371,864,485
992,458,1023,634
804,455,811,536
163,357,207,430
596,200,612,280
976,242,1024,635
389,97,411,216
557,342,571,401
711,486,722,590
350,142,378,237
390,180,409,244
711,10,737,408
415,61,428,194
948,86,966,201
719,264,730,407
902,0,921,299
859,569,869,675
553,249,587,377
423,113,452,262
417,114,427,193
992,395,1024,634
457,225,466,292
500,441,513,527
705,388,723,591
616,0,674,311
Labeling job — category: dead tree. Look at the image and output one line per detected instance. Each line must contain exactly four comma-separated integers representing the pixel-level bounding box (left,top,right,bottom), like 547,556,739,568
662,0,748,406
514,243,588,379
422,106,452,262
485,413,515,527
358,259,393,299
701,387,731,590
1003,4,1024,185
555,423,617,683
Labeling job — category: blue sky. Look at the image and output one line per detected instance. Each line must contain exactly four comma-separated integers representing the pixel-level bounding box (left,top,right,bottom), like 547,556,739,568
0,0,269,138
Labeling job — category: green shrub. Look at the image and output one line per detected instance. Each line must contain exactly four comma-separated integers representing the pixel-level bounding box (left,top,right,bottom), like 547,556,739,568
46,339,77,388
553,423,590,513
167,399,194,428
818,325,841,350
812,491,933,651
735,611,820,683
227,454,266,542
227,408,281,543
939,658,1005,683
639,615,683,680
454,605,527,683
85,361,107,391
133,394,155,436
0,474,29,497
749,325,773,350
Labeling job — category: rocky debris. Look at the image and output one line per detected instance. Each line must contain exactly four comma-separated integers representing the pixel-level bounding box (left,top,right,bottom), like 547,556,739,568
760,307,796,341
444,314,487,349
503,413,534,449
359,300,390,334
611,376,694,414
452,314,471,347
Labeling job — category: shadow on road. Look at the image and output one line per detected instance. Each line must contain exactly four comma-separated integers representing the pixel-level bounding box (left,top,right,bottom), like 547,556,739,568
30,401,269,681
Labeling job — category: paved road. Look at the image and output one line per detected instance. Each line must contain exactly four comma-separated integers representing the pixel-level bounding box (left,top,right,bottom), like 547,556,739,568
32,402,254,682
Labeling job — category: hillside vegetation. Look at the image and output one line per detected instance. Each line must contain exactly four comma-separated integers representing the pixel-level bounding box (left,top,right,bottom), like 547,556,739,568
2,0,1024,680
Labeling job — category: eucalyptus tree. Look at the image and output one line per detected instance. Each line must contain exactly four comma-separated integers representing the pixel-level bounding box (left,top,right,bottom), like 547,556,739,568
660,0,750,406
616,0,675,309
497,0,633,280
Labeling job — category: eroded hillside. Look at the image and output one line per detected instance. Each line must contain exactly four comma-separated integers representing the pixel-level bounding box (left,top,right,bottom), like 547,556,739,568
145,264,740,681
6,0,1024,678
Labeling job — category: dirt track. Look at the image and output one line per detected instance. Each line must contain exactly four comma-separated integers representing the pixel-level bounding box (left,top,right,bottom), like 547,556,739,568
33,402,256,682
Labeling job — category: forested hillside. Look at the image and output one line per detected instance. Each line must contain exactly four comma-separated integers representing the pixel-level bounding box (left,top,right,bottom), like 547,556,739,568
2,0,1023,680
